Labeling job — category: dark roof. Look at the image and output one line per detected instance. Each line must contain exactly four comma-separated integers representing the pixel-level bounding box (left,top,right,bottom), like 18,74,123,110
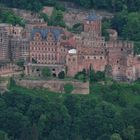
31,27,64,41
86,13,101,21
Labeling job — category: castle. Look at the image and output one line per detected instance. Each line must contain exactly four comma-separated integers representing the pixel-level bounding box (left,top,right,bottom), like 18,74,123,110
0,14,140,81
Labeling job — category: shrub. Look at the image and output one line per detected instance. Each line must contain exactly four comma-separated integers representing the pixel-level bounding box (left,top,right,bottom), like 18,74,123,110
74,69,87,82
64,83,74,94
58,71,65,79
42,67,52,78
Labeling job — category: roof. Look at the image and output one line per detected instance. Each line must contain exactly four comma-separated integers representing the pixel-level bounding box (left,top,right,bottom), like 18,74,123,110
31,27,64,41
86,13,102,21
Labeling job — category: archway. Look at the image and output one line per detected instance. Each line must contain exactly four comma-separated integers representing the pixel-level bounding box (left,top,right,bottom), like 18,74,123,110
53,73,56,77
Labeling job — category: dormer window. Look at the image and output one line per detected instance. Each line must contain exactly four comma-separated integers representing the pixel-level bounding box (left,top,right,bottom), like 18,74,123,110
47,32,54,41
34,33,41,41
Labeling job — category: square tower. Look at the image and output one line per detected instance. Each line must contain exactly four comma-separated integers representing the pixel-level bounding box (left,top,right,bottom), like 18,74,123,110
0,24,10,61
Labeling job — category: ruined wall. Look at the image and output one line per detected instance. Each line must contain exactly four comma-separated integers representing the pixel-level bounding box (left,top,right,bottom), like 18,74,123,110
16,79,89,94
133,56,140,80
10,38,29,61
25,63,65,77
107,40,134,81
0,24,10,61
0,64,14,76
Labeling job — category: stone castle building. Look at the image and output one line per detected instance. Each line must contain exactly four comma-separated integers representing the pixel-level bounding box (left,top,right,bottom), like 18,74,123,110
0,13,140,81
0,24,10,62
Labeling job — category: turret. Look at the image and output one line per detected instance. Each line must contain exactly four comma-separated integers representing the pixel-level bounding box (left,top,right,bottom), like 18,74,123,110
84,13,102,36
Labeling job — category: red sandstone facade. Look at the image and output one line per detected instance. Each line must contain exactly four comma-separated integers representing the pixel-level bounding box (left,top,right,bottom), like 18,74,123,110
0,14,140,81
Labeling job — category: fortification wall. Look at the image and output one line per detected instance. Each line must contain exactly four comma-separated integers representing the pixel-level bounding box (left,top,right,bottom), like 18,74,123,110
16,79,89,94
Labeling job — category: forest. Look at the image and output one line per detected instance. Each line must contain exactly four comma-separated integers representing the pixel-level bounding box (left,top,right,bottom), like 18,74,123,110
0,0,140,12
0,79,140,140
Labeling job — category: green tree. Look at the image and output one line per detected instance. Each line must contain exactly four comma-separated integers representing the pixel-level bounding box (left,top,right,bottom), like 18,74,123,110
111,133,122,140
0,131,10,140
64,83,74,94
50,9,65,27
123,126,135,140
0,9,25,26
41,67,52,78
39,13,49,22
58,71,65,79
89,65,95,83
38,114,46,139
16,60,25,67
30,123,39,140
74,69,87,82
19,127,30,140
95,71,105,81
102,19,111,41
122,12,140,41
8,77,16,89
134,41,140,54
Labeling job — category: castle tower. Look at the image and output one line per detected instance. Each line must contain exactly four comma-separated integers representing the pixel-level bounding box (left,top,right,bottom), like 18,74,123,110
107,40,134,81
84,13,102,36
0,24,10,62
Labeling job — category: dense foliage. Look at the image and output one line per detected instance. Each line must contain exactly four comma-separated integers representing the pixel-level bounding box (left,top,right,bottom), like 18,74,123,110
58,71,65,79
102,9,140,54
112,11,140,54
42,67,52,78
1,0,140,12
48,9,66,27
0,8,25,26
0,81,140,140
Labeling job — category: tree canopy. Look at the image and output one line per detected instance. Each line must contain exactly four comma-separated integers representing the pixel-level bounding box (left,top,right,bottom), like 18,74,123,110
0,80,139,140
0,0,140,12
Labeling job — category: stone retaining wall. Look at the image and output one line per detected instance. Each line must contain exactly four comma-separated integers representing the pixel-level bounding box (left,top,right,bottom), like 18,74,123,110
16,79,89,94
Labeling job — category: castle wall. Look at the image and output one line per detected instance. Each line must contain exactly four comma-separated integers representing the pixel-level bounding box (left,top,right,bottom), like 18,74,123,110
10,38,29,61
133,56,140,80
0,24,10,61
107,40,134,81
0,15,140,82
16,79,89,94
25,63,65,77
0,63,14,76
29,26,68,65
84,14,102,35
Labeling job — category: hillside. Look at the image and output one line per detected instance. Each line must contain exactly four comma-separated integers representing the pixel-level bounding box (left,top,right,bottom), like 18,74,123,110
0,0,140,140
0,80,140,140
